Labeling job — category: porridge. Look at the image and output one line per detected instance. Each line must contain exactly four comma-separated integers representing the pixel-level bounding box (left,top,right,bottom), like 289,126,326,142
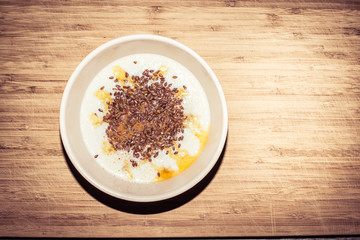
80,53,210,183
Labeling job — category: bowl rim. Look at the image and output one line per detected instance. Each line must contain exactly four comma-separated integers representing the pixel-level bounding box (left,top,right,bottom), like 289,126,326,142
60,34,228,202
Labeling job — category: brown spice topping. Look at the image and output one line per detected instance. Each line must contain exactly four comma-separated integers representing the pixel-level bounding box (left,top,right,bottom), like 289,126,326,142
103,68,187,161
94,154,98,158
130,159,138,167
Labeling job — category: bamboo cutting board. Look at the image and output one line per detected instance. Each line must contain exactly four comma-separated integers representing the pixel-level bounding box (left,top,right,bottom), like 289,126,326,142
1,0,360,237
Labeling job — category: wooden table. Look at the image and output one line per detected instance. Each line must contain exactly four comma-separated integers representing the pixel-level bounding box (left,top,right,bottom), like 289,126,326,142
1,0,359,238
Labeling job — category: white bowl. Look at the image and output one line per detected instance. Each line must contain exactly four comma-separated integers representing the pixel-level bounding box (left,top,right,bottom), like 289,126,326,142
60,34,228,202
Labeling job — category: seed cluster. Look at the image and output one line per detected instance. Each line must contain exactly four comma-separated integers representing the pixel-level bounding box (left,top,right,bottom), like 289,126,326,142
103,69,187,161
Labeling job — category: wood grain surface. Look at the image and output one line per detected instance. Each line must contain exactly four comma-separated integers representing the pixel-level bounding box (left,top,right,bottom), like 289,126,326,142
1,0,360,238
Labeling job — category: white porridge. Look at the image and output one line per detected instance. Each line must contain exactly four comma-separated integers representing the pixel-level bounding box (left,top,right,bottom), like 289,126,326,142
80,53,210,183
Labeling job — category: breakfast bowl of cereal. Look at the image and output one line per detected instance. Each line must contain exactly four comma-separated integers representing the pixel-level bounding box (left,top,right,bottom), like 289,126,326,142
60,35,228,202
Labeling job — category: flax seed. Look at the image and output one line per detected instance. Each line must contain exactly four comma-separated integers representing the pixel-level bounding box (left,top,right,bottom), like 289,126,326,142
103,67,187,161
